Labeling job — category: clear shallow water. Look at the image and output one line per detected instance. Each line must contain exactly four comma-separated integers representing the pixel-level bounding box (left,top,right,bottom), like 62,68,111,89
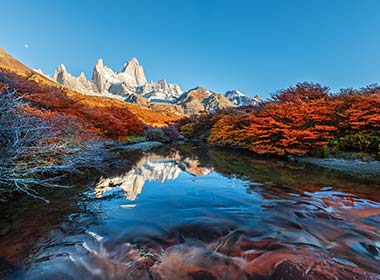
2,143,380,279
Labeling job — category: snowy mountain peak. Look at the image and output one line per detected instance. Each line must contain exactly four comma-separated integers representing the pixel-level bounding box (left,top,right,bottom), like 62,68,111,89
121,57,141,72
119,57,147,86
229,90,244,96
95,58,104,68
78,72,87,81
126,57,139,65
57,64,67,72
53,64,70,83
224,90,261,106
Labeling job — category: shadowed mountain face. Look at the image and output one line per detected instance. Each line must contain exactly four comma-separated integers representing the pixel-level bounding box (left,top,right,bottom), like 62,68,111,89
3,143,380,279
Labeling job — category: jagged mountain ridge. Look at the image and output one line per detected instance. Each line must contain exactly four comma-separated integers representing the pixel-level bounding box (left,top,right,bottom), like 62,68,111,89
50,56,262,114
53,58,184,103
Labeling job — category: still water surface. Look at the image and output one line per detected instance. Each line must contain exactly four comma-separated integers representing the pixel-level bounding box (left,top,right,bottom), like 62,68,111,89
1,143,380,279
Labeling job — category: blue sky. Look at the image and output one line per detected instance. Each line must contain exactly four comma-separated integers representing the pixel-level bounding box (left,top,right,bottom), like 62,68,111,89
1,0,380,98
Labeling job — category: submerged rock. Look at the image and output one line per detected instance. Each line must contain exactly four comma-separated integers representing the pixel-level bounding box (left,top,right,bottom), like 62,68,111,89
151,244,249,280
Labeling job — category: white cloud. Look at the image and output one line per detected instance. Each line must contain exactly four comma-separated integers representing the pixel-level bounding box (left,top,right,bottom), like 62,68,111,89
24,43,29,48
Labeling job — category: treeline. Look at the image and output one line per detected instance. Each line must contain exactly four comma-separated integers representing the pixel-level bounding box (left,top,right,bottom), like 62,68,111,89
178,82,380,156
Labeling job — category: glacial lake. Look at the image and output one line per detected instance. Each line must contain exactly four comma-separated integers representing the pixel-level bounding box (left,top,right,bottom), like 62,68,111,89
1,143,380,279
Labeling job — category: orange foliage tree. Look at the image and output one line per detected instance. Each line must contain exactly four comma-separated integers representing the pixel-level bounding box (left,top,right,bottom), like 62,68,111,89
208,110,253,148
336,86,380,134
333,86,380,152
205,83,339,156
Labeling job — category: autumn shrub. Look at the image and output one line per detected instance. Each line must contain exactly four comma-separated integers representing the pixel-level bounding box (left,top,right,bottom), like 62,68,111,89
178,113,222,140
207,112,251,148
179,122,197,139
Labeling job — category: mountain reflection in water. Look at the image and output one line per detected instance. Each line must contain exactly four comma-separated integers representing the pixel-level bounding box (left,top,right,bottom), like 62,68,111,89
95,151,213,200
2,143,380,280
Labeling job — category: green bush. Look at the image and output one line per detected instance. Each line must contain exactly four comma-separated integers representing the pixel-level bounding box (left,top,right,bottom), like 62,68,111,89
338,133,380,154
125,135,147,144
143,128,170,143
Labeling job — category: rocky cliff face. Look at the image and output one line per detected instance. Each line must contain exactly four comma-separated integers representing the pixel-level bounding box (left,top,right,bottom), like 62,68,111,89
120,57,147,86
53,64,97,94
91,59,121,93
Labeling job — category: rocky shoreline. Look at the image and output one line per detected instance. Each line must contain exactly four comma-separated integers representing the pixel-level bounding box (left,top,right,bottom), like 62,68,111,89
298,157,380,177
109,141,164,151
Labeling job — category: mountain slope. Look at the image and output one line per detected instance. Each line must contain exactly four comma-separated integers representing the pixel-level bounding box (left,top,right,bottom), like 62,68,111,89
0,49,183,134
0,48,33,75
176,87,235,115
